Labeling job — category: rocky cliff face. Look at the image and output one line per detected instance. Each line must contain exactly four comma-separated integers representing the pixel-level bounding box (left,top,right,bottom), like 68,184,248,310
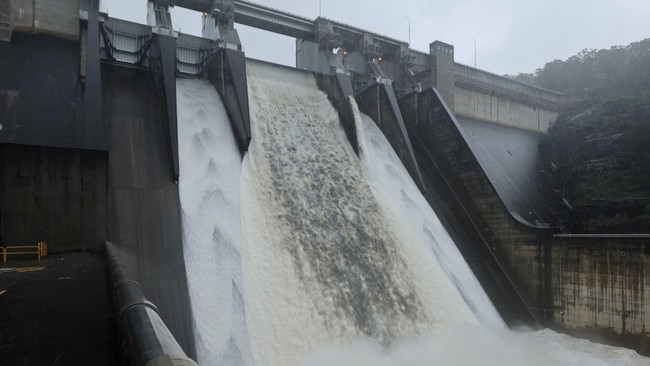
541,96,650,233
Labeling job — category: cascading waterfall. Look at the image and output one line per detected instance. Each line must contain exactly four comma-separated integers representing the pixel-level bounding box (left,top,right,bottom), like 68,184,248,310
353,109,504,329
240,60,475,366
177,62,649,366
177,78,251,366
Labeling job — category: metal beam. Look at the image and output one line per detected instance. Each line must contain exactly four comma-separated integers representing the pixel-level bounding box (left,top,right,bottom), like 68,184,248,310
154,0,406,48
233,1,314,41
172,0,213,13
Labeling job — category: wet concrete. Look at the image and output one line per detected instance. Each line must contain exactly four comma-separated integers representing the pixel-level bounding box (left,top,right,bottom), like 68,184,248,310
456,116,557,227
0,251,119,365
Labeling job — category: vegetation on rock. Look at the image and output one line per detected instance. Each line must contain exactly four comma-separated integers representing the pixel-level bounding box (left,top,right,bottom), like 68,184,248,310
515,40,650,233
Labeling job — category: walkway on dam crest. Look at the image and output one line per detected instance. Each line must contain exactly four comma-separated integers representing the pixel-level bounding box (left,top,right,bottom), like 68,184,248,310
0,251,119,365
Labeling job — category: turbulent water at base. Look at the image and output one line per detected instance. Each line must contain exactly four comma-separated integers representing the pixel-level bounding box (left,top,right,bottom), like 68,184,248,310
177,64,649,366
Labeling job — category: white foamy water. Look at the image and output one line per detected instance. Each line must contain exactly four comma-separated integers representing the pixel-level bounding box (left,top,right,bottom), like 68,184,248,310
299,326,648,366
316,108,648,365
354,109,504,328
177,78,251,366
240,61,476,366
177,65,649,366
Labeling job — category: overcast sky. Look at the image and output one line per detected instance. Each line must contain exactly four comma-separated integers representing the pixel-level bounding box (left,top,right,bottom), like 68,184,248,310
103,0,650,75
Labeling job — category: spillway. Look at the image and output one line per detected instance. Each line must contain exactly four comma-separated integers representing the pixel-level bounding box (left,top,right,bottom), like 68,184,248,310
354,111,504,328
240,60,475,366
177,77,251,365
177,63,649,366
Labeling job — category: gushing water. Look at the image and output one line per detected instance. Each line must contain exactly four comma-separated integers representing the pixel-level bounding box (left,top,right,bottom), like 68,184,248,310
354,110,504,328
240,61,475,366
177,78,251,366
177,63,649,366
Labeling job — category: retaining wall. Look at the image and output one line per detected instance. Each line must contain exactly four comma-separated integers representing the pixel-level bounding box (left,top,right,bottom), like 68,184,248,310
551,235,650,353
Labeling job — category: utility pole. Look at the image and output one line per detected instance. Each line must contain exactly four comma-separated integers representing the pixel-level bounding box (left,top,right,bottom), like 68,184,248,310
319,0,322,17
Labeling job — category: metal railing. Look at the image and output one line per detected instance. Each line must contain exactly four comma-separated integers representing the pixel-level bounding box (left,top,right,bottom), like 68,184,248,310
2,242,48,262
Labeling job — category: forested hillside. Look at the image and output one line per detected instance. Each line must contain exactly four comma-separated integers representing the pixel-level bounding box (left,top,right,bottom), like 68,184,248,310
513,39,650,98
514,39,650,233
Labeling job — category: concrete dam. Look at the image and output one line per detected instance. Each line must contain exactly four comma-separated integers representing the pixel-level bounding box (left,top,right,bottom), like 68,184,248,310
1,0,649,364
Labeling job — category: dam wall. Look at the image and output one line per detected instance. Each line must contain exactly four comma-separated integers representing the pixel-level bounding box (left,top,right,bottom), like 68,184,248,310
102,64,195,358
0,33,97,149
0,28,108,251
0,19,196,359
399,88,544,325
424,44,566,132
0,144,107,251
453,63,565,132
3,0,650,358
296,35,566,133
399,87,650,353
551,235,650,353
4,0,80,40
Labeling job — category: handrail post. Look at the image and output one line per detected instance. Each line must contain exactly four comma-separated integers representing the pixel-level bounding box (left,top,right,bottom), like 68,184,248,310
38,242,47,257
1,244,44,262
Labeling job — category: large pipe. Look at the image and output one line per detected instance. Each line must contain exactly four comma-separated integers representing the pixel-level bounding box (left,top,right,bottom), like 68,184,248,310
106,242,198,366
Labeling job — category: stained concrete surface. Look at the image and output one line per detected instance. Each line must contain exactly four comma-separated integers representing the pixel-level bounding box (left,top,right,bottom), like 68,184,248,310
456,116,557,227
0,251,119,365
103,65,195,357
